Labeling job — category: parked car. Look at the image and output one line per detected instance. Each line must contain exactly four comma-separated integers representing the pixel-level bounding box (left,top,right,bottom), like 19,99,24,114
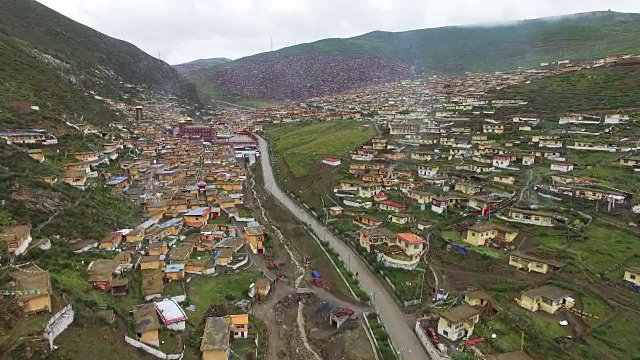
425,327,439,343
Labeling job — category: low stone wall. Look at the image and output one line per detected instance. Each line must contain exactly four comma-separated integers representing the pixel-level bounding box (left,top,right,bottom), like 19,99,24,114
44,303,74,349
124,336,184,360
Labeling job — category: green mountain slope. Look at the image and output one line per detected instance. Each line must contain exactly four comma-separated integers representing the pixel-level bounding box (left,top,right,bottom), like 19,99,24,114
192,11,640,101
174,57,232,75
0,33,122,129
253,11,640,73
0,0,198,128
493,61,640,115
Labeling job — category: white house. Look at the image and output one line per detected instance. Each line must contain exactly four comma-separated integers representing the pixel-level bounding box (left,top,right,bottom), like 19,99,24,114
492,155,511,168
322,157,342,166
550,163,574,172
522,155,535,166
604,114,629,124
155,299,187,331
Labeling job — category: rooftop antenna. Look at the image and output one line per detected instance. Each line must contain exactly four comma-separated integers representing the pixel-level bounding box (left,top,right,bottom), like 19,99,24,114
270,37,273,51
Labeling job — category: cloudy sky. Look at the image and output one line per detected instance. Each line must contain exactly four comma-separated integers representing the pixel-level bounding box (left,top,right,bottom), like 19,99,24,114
36,0,640,64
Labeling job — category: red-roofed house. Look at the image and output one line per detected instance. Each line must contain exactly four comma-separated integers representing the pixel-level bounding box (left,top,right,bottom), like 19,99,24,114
397,233,426,256
373,193,388,202
377,232,427,270
322,157,342,166
378,201,407,213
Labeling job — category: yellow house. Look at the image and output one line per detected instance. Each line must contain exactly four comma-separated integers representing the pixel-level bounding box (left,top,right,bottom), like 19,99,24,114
522,155,535,166
215,196,236,209
63,170,87,187
515,286,574,315
0,225,32,257
624,267,640,287
507,208,560,227
396,233,425,256
437,305,480,341
140,256,161,270
417,164,439,178
11,265,52,315
411,151,433,161
74,151,100,162
508,251,565,274
357,228,396,251
620,157,640,167
454,183,483,195
99,232,122,251
229,313,249,339
26,148,45,162
244,224,265,254
126,229,144,243
464,291,493,308
114,250,133,266
407,190,434,204
216,247,234,267
201,317,231,360
41,175,58,185
214,181,243,192
483,124,504,134
389,213,412,225
465,223,518,247
493,175,516,185
135,303,161,346
148,242,168,256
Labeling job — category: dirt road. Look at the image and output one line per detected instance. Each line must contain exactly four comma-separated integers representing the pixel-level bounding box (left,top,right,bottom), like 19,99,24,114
257,136,429,360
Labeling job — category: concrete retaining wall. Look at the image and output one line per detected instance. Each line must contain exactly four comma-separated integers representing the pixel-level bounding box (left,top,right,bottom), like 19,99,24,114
124,336,184,359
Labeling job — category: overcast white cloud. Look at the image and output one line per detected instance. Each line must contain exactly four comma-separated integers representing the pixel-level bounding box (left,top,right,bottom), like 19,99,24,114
36,0,640,64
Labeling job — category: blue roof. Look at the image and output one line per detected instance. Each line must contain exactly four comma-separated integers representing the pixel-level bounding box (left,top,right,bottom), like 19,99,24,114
165,263,185,273
158,217,183,229
184,207,209,216
105,176,129,185
138,219,156,229
0,131,43,136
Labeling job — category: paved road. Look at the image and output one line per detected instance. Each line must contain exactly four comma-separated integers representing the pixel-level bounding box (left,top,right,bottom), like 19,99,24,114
257,135,429,360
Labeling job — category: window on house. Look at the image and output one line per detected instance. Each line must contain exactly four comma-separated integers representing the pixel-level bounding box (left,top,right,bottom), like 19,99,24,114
535,263,544,268
631,274,637,280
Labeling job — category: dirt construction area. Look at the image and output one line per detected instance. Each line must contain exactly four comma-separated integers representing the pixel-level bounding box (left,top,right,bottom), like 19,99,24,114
269,293,374,360
245,163,375,360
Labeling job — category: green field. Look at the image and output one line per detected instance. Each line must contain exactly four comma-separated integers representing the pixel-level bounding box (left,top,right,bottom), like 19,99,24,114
266,120,376,177
494,64,640,115
186,271,261,326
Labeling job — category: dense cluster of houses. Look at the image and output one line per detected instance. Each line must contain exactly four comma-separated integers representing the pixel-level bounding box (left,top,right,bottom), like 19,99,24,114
1,96,274,358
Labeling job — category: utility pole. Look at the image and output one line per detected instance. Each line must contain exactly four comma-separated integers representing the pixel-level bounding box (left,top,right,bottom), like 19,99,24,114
270,37,273,52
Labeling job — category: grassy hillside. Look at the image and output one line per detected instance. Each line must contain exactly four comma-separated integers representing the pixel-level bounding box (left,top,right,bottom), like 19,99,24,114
266,120,376,177
189,11,640,101
493,62,640,114
0,34,123,129
174,58,231,75
262,11,640,73
0,0,197,99
0,140,139,241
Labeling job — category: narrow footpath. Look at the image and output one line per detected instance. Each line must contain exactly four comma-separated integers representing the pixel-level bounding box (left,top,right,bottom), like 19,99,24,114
257,136,429,360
